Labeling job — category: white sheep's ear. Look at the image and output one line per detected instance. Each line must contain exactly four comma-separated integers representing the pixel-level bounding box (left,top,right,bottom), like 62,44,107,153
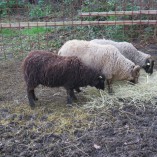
99,76,103,79
146,63,150,65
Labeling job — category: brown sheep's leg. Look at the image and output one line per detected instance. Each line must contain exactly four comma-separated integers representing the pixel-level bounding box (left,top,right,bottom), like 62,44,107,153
27,88,36,108
71,89,77,100
66,89,77,104
66,89,73,104
32,91,38,101
107,79,113,94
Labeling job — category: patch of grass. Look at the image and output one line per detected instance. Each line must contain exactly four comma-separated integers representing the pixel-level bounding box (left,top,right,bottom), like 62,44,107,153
0,25,156,61
1,27,54,37
0,102,91,135
21,27,53,36
0,28,18,37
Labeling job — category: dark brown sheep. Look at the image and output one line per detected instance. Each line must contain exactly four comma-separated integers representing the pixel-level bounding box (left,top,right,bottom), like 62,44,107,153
22,50,105,108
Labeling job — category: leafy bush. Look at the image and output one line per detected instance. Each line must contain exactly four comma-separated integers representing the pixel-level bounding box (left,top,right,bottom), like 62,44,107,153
79,0,156,41
27,0,52,19
0,28,18,37
81,0,109,12
28,4,52,19
0,0,24,17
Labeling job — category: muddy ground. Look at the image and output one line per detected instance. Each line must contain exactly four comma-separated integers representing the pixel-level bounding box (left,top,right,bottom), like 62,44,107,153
0,44,157,157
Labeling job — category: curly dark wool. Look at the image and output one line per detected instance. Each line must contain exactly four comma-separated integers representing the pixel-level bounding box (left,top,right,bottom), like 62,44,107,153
22,50,105,108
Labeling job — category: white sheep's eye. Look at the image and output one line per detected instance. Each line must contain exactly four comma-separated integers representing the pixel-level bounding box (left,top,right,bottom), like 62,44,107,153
147,63,150,65
99,76,103,79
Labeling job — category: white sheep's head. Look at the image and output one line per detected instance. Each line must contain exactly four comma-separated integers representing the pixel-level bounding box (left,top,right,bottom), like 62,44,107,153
129,65,141,84
143,58,155,75
93,75,105,90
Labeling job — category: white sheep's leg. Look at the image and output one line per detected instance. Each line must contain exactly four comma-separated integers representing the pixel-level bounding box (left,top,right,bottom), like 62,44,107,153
107,79,113,94
32,90,38,101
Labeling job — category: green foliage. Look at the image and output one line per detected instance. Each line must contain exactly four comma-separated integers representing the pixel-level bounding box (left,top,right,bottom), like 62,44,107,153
21,27,53,36
79,0,151,41
81,0,108,12
63,0,76,5
28,4,52,19
0,28,18,37
105,25,130,41
0,0,24,17
1,27,53,37
1,0,156,60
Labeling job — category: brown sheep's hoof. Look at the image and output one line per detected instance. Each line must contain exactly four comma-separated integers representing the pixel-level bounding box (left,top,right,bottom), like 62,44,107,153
29,102,35,109
30,106,35,110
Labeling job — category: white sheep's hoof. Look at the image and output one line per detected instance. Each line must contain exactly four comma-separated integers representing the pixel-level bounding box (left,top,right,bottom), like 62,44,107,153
109,92,114,95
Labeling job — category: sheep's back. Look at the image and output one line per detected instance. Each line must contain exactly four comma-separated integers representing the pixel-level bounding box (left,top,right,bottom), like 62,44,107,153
91,39,151,67
59,40,124,79
23,50,101,88
59,40,136,80
23,51,82,87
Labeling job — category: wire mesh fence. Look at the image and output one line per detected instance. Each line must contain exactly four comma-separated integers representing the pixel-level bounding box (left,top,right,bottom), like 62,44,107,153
1,2,157,156
0,0,157,60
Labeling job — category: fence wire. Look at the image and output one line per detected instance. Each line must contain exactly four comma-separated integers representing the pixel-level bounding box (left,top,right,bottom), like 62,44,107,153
0,2,157,156
0,0,157,60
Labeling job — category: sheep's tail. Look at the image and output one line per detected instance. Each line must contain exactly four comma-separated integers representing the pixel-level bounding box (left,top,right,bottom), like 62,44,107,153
21,56,29,83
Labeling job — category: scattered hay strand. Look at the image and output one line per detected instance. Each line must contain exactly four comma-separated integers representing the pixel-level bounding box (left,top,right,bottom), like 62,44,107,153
84,70,157,109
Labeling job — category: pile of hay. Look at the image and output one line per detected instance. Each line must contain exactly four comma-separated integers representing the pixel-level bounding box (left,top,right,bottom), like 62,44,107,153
84,70,157,109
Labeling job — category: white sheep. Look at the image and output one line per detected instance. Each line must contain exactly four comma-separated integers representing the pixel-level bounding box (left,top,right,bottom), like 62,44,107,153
58,40,140,93
91,39,154,74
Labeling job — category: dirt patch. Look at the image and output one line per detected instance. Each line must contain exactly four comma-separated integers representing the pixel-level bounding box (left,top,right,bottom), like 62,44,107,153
0,44,157,156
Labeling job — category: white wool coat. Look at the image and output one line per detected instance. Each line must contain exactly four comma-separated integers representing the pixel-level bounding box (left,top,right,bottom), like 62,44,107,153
91,39,151,67
58,40,136,81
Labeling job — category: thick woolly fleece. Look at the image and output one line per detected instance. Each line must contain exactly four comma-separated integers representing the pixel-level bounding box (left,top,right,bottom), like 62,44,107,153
58,40,137,81
22,50,105,107
91,39,152,68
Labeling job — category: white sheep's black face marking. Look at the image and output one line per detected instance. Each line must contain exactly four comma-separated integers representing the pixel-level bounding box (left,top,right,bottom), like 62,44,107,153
143,59,154,74
94,76,105,90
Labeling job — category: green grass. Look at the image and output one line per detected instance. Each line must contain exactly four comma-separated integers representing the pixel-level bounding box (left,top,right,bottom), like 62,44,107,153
1,27,54,37
0,25,156,61
0,28,18,37
21,27,53,36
